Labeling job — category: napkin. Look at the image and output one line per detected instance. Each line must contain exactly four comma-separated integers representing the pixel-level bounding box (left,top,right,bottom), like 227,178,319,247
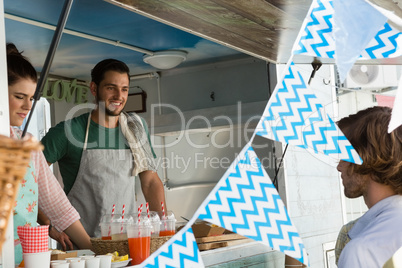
17,225,49,253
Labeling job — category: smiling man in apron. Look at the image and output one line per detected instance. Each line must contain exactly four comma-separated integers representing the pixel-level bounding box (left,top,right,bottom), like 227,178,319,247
41,59,166,238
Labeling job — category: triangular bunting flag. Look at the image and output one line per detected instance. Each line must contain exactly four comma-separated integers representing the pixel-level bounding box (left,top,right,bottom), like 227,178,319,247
293,0,335,58
294,0,402,61
141,226,204,268
255,60,362,165
388,75,402,133
361,22,402,59
196,145,309,266
333,0,387,82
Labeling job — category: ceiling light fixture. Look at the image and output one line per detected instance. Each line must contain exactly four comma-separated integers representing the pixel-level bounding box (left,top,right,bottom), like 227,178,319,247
143,50,187,69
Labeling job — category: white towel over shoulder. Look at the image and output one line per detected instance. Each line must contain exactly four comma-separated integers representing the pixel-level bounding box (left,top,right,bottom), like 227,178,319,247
119,112,156,176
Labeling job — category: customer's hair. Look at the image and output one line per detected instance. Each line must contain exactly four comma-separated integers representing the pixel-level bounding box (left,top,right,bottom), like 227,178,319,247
338,106,402,194
6,43,37,86
91,58,130,85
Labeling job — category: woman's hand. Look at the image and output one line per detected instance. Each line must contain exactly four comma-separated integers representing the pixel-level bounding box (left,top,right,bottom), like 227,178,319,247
49,226,74,251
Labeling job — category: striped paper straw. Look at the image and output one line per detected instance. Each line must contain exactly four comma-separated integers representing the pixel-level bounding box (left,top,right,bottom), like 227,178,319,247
161,201,167,231
161,202,166,220
108,204,116,236
137,204,143,224
146,202,150,219
120,204,125,234
138,204,143,237
111,204,116,218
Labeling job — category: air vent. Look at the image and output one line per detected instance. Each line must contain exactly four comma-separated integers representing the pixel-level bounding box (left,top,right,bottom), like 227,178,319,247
346,65,398,89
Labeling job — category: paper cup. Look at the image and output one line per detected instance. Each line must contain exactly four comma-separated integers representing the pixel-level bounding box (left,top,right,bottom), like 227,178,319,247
80,255,95,260
50,263,69,268
68,259,85,268
84,257,100,268
23,250,51,268
96,255,112,268
66,257,83,262
51,260,68,263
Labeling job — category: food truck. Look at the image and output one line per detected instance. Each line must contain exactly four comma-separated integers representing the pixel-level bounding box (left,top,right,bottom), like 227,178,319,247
1,0,401,267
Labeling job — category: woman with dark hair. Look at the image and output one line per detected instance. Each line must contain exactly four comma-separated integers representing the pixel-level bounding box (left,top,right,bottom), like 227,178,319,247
336,106,402,267
6,43,92,264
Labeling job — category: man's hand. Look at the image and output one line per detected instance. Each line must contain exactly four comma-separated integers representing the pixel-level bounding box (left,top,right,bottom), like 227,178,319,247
49,226,74,251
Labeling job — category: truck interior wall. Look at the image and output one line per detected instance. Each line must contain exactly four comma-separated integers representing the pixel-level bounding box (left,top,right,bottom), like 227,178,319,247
133,58,280,221
47,57,280,221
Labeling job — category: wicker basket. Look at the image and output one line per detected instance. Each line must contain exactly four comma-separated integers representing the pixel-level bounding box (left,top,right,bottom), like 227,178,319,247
150,235,172,254
90,237,130,256
0,134,42,251
90,235,173,257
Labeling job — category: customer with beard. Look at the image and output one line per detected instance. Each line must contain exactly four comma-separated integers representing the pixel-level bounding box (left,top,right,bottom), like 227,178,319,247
336,106,402,268
41,59,165,238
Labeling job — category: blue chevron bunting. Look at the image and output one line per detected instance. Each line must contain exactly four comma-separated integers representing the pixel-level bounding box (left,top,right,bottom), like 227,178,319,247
361,23,402,59
198,145,309,266
293,0,402,60
293,0,335,58
255,61,362,164
141,227,204,268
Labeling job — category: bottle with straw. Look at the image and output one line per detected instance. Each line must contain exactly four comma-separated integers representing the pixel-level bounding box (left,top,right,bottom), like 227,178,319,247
159,201,173,236
127,203,151,265
110,204,128,240
101,204,115,240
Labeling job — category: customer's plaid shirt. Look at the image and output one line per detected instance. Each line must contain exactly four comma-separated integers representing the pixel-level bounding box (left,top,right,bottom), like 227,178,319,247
335,218,360,265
